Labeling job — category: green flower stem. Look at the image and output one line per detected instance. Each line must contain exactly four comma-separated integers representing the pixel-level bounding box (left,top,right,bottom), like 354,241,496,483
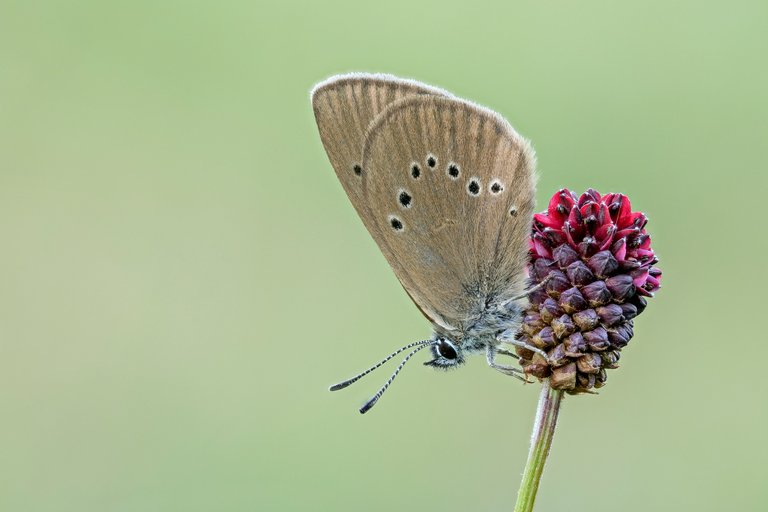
514,379,564,512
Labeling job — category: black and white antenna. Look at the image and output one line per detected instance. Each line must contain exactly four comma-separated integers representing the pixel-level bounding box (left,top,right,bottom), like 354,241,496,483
329,339,434,414
358,343,432,414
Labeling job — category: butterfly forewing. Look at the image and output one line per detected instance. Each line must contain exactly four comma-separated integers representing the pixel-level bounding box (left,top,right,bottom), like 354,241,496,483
311,74,450,228
360,95,536,330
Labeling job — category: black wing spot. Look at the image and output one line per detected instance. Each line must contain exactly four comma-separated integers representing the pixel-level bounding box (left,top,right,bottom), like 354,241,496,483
389,216,404,231
468,179,481,196
427,155,436,168
509,207,518,216
447,163,460,179
411,164,421,179
353,164,362,176
398,190,412,208
490,181,504,194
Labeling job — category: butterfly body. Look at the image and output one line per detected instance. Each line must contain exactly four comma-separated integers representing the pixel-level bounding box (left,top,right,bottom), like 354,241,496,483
312,73,543,412
426,298,524,368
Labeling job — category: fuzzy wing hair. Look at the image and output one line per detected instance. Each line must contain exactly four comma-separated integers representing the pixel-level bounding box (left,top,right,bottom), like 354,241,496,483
311,73,451,228
360,95,537,331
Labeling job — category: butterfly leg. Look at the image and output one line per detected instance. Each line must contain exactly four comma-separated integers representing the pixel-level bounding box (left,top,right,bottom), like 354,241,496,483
500,338,552,363
486,346,530,383
501,274,553,304
496,348,520,361
496,329,553,364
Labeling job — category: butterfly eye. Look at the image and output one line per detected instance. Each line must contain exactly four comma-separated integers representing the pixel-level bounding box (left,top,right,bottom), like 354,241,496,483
437,339,458,360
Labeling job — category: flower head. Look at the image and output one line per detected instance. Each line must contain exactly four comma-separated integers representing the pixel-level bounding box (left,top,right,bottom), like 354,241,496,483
519,189,662,392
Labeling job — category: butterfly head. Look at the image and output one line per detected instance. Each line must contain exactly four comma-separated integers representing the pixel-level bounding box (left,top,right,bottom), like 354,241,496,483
424,337,465,369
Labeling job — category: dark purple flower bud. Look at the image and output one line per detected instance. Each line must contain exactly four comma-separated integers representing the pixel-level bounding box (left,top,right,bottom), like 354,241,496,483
529,287,548,305
532,258,555,281
576,353,602,374
552,314,576,339
539,298,563,323
533,326,556,349
587,250,619,278
583,326,610,351
573,308,599,331
620,302,638,320
581,280,612,307
566,260,596,286
594,369,608,388
515,344,535,360
578,237,599,257
576,373,596,390
553,244,580,268
601,350,620,369
559,287,588,313
564,332,586,356
607,322,634,348
596,304,624,327
524,359,551,378
550,362,577,390
631,295,647,315
547,344,569,367
605,274,636,303
545,270,571,298
619,259,641,272
521,313,545,337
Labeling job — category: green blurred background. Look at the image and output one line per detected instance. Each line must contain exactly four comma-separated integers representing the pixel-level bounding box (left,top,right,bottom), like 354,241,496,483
1,1,766,511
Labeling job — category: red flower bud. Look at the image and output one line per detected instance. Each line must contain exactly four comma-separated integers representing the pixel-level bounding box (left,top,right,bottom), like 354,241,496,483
519,189,661,392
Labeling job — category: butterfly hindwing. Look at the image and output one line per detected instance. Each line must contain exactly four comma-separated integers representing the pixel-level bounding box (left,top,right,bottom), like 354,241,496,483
360,95,536,330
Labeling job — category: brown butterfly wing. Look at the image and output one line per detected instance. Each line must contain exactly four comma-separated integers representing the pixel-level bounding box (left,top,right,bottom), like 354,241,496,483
360,95,536,331
311,73,451,226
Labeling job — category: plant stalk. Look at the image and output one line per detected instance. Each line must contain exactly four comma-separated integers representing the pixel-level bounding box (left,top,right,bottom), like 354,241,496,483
514,379,563,512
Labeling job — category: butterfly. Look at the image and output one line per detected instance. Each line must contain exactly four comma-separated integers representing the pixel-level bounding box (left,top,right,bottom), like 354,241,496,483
311,73,548,413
